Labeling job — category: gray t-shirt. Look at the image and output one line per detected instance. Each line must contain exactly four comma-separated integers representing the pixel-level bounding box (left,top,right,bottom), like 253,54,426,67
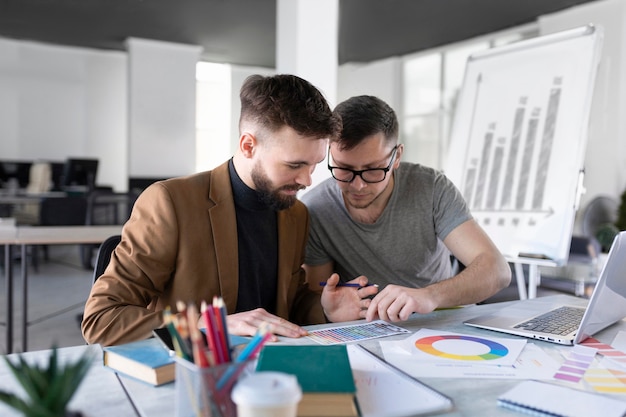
301,162,472,288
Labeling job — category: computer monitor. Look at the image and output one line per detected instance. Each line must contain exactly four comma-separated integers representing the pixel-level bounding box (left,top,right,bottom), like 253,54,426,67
0,161,32,189
49,162,66,191
61,158,99,192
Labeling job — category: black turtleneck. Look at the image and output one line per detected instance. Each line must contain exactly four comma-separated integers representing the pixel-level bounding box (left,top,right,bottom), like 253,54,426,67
228,159,278,314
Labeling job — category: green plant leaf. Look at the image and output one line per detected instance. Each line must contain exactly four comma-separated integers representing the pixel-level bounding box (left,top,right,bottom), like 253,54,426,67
3,356,46,401
0,346,94,416
0,390,31,414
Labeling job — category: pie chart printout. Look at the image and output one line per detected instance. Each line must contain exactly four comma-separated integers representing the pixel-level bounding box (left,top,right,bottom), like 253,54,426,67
415,335,509,361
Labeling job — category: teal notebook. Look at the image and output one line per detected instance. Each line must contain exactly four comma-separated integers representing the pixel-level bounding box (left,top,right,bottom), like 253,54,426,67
255,345,357,416
256,344,356,393
103,337,175,386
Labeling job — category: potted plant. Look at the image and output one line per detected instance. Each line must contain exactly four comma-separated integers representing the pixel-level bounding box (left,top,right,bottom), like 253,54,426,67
595,222,620,254
0,347,92,417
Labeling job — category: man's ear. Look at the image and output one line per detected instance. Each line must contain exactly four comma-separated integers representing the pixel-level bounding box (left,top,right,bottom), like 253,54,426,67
239,132,257,158
394,143,404,168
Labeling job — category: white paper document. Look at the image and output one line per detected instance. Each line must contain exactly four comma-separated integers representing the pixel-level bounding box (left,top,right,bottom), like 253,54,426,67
380,329,560,379
347,344,453,417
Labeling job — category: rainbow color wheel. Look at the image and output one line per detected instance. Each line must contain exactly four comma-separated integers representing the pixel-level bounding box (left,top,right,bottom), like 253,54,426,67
415,335,509,361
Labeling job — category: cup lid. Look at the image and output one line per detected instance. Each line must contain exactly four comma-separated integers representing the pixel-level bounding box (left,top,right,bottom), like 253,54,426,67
231,371,302,406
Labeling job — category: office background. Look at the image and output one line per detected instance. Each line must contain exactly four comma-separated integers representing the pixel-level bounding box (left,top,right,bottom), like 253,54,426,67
1,0,625,235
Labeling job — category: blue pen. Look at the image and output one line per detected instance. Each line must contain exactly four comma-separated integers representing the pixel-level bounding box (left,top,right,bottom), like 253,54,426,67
319,282,377,288
236,332,265,362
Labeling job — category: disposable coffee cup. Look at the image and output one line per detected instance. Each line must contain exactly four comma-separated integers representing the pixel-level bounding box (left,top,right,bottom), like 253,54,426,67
231,371,302,417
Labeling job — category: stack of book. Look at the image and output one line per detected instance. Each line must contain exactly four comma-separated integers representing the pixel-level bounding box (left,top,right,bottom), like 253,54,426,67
102,338,175,386
256,344,358,417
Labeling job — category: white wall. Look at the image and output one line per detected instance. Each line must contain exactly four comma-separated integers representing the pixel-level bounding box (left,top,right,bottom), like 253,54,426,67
539,0,626,232
0,37,202,192
0,38,127,190
4,0,626,205
337,58,403,110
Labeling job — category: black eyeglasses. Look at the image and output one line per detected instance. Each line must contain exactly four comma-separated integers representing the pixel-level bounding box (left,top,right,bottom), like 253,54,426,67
327,145,398,183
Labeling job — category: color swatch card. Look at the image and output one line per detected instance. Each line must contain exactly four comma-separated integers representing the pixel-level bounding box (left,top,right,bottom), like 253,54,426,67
395,328,527,366
580,333,626,394
553,344,597,383
306,320,410,345
583,358,626,394
582,335,626,369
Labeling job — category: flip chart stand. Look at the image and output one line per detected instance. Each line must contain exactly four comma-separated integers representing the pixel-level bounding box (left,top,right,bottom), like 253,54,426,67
445,25,602,271
508,257,558,299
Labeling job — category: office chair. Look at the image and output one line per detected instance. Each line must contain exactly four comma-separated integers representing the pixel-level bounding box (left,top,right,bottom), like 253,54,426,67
32,196,89,269
77,234,121,328
81,191,138,269
92,234,121,283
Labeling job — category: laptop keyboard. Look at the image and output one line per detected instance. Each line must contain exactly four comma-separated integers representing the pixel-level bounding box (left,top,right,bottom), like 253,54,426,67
514,306,585,335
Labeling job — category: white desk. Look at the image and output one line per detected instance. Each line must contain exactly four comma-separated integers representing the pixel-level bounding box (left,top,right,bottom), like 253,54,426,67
2,295,614,416
507,256,559,300
0,345,138,417
1,225,122,353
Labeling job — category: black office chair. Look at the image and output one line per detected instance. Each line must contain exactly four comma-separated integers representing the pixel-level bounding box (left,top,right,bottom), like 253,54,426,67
33,196,89,269
77,234,121,328
81,191,138,269
92,234,121,283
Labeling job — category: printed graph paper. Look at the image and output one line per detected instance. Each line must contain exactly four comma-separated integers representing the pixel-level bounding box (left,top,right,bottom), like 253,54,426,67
307,320,411,345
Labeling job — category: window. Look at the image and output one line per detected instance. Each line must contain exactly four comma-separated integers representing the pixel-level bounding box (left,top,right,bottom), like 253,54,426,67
402,25,538,170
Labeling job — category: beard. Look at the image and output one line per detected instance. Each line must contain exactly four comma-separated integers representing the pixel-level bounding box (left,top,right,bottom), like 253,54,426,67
251,163,304,210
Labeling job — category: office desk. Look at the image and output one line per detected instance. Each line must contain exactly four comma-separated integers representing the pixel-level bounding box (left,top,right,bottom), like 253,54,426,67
1,225,122,353
0,191,67,204
2,295,625,416
0,191,67,222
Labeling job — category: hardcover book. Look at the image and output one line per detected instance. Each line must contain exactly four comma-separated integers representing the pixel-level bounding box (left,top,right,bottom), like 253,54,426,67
256,344,358,417
103,337,175,386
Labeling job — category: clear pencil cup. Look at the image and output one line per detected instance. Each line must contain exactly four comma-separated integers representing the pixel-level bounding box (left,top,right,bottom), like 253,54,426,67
175,357,254,417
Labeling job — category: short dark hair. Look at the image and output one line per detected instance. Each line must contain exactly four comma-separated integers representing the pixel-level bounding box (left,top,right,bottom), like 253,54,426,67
239,74,341,140
333,95,399,150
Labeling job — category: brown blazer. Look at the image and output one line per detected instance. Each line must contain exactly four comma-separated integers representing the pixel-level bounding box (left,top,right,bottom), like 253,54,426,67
82,161,324,346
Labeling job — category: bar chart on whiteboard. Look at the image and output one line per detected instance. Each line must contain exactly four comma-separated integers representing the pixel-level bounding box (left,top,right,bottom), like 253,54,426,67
445,25,603,265
462,79,563,215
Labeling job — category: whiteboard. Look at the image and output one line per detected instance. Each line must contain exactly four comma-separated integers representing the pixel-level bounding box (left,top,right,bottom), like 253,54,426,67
445,25,603,265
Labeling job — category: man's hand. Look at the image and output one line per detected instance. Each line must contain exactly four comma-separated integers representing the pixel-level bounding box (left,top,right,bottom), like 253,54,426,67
365,284,438,322
321,273,379,322
226,308,308,341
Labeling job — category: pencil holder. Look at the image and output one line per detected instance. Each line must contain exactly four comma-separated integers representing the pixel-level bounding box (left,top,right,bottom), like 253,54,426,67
175,357,253,417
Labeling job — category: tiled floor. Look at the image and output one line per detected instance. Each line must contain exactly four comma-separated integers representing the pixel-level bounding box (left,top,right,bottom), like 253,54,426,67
0,245,575,354
0,245,92,354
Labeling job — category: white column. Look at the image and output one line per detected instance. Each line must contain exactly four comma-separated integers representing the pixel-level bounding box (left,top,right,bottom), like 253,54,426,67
126,38,202,179
276,0,339,190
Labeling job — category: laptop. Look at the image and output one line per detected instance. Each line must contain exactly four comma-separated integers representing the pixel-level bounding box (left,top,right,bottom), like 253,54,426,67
465,231,626,345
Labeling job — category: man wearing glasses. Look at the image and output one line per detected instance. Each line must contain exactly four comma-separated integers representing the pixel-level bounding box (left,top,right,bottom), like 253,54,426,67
301,95,511,323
